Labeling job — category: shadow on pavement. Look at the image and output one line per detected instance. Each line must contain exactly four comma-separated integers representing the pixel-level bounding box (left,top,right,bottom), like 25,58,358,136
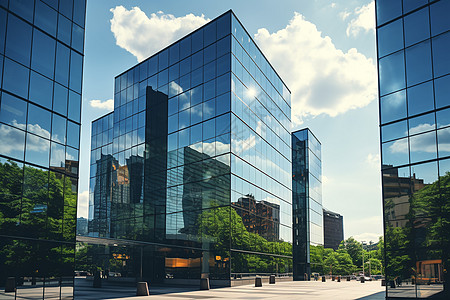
74,278,199,300
355,291,385,300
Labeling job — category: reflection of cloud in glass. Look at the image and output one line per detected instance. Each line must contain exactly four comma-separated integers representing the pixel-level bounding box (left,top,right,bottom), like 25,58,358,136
0,123,25,154
26,133,50,152
27,122,51,139
169,81,183,96
51,148,66,167
389,123,448,154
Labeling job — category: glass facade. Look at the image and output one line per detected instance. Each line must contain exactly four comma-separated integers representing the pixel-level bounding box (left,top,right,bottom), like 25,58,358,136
84,10,292,287
376,0,450,298
323,208,344,251
291,128,323,281
0,0,86,299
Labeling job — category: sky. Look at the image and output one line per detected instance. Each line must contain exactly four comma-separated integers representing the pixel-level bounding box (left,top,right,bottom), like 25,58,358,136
78,0,382,243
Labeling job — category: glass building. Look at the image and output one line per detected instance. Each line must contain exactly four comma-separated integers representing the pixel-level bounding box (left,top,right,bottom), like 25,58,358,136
376,0,450,298
0,0,86,299
291,128,322,280
82,10,293,287
323,208,343,251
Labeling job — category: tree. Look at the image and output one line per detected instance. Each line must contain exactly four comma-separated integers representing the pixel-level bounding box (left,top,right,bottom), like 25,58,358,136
339,237,363,267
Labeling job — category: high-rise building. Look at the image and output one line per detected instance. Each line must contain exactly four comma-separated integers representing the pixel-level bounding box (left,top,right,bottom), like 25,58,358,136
323,208,344,250
291,128,323,280
82,10,292,287
376,0,450,298
0,0,86,298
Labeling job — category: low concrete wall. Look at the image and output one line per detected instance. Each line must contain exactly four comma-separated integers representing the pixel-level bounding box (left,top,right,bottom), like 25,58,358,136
231,276,293,287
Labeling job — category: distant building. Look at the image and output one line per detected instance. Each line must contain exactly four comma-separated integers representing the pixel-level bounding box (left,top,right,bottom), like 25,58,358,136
292,128,323,281
77,217,88,236
323,208,344,250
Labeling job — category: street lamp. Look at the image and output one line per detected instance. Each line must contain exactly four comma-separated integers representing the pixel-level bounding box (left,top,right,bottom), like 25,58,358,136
362,241,366,277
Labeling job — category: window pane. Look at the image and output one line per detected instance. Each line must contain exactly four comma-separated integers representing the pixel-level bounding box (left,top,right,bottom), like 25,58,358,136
73,0,86,27
382,138,409,167
53,83,68,116
50,142,65,168
432,32,450,78
410,131,437,163
27,103,51,139
437,127,450,158
52,113,66,144
5,14,32,66
71,23,84,53
68,90,81,123
203,118,215,140
57,14,72,45
407,81,434,116
29,71,53,109
9,0,34,23
381,120,407,142
430,0,450,36
404,7,430,47
436,108,450,129
377,19,403,57
403,0,427,13
25,133,50,166
0,9,6,55
55,43,70,86
0,92,27,126
379,51,405,96
381,90,407,124
0,123,25,160
408,112,435,135
69,50,82,93
35,0,57,37
67,121,80,149
32,29,56,79
2,58,29,99
406,40,432,87
434,74,450,109
376,0,402,25
59,0,73,19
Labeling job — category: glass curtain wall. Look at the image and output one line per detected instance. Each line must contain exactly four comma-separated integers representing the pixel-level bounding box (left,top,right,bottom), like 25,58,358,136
292,128,322,281
85,10,293,286
0,0,86,299
376,0,450,298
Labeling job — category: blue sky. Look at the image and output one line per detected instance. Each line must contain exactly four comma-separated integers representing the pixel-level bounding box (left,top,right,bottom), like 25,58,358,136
79,0,381,242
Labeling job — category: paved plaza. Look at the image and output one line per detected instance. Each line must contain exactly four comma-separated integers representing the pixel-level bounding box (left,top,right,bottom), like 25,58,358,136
74,279,385,300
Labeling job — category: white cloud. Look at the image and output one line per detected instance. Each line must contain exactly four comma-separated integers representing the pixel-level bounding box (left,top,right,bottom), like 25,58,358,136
254,13,377,125
366,153,380,168
89,99,114,110
330,3,337,8
77,190,89,218
353,232,382,243
339,11,351,20
110,6,209,62
346,1,375,37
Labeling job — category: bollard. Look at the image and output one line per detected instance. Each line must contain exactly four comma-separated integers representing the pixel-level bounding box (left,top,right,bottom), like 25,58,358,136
137,282,149,296
381,279,386,286
346,276,350,281
255,276,262,287
360,276,365,283
200,278,210,290
322,276,326,282
337,276,341,282
5,277,16,293
390,280,396,288
93,271,102,288
332,276,335,281
269,275,276,284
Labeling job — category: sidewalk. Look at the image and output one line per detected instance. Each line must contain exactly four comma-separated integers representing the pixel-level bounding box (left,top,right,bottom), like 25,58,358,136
76,280,385,300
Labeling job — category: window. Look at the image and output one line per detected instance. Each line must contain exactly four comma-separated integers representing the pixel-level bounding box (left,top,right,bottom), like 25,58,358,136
6,14,32,66
35,0,58,37
27,103,51,139
55,43,70,86
29,71,53,109
69,50,83,93
404,7,430,47
379,51,405,96
31,29,56,79
2,58,29,99
405,40,432,86
432,32,450,78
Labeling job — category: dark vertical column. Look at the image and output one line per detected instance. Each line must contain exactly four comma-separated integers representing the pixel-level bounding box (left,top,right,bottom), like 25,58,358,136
144,87,168,243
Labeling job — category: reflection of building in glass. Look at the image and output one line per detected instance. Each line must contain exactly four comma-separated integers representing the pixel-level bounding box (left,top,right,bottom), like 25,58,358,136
323,208,343,250
77,217,88,236
377,0,450,298
0,1,86,298
292,128,322,281
83,10,293,287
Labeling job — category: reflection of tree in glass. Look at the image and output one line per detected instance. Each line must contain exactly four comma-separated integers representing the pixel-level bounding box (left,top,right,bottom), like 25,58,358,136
0,160,77,284
197,205,292,274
